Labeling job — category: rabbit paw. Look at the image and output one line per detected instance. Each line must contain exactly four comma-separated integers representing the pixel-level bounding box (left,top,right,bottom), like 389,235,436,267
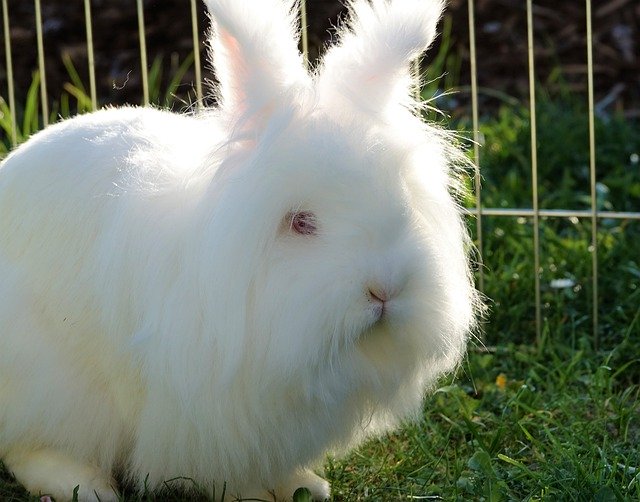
4,449,118,502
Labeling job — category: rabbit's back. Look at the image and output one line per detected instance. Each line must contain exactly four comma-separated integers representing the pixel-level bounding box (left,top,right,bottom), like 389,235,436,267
0,106,217,314
0,106,214,260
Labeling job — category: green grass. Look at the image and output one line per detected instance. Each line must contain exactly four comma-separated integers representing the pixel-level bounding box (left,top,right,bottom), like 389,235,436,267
1,70,639,500
329,333,640,501
466,96,640,349
3,335,638,501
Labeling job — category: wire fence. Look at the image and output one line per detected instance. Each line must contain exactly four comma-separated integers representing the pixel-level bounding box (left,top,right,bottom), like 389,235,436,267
1,0,638,346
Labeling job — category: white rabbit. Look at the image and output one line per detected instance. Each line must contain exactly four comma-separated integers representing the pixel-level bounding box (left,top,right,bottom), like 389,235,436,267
0,0,477,500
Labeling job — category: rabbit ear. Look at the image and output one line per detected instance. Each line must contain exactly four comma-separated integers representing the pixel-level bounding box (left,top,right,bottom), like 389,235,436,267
204,0,308,122
317,0,444,113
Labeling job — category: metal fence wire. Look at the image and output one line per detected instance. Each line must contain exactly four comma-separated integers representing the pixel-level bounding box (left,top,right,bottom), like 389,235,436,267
1,0,639,346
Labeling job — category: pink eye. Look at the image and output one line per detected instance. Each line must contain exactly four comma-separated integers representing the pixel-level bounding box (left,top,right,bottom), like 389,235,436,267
289,211,317,236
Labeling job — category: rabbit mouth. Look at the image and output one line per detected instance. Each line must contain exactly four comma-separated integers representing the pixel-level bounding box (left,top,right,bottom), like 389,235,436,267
360,305,394,337
370,303,385,322
366,286,393,322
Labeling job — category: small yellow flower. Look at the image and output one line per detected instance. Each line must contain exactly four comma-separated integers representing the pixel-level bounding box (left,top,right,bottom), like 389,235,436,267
495,373,507,391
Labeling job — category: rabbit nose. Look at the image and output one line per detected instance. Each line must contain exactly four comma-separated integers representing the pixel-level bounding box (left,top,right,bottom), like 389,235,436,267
368,287,390,304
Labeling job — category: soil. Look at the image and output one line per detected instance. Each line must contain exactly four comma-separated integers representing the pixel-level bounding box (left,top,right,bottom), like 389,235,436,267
0,0,638,118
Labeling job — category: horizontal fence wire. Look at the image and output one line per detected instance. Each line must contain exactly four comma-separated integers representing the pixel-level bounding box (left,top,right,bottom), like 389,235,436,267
464,208,640,220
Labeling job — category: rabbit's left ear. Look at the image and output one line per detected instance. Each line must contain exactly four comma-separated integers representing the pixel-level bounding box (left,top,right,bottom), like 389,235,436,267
317,0,444,113
204,0,308,122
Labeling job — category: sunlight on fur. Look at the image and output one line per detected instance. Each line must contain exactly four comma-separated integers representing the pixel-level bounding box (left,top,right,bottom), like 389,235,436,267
0,0,478,500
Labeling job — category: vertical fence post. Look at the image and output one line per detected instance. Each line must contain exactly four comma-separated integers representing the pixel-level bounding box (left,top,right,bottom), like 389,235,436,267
84,0,97,110
526,0,542,344
34,0,49,125
1,0,16,145
300,0,309,68
467,0,483,292
136,0,149,106
190,0,203,109
585,0,599,347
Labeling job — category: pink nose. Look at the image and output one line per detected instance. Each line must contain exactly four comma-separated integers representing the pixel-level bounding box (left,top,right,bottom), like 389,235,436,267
368,288,389,304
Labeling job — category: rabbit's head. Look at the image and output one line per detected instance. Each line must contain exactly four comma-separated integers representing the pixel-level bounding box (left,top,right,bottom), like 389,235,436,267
198,0,476,410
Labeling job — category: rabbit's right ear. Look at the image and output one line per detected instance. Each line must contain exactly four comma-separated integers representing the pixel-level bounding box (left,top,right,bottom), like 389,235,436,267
204,0,309,124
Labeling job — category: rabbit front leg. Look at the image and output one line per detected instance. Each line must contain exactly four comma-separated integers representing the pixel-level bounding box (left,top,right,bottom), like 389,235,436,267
3,449,118,502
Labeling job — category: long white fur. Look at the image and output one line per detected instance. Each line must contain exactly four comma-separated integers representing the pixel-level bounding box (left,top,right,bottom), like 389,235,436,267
206,0,309,120
318,0,445,113
0,1,476,501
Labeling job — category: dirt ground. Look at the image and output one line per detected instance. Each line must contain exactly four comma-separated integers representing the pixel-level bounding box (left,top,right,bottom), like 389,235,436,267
1,0,638,116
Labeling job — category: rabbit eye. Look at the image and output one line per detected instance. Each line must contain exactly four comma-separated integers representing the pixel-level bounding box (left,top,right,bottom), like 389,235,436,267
288,211,317,236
